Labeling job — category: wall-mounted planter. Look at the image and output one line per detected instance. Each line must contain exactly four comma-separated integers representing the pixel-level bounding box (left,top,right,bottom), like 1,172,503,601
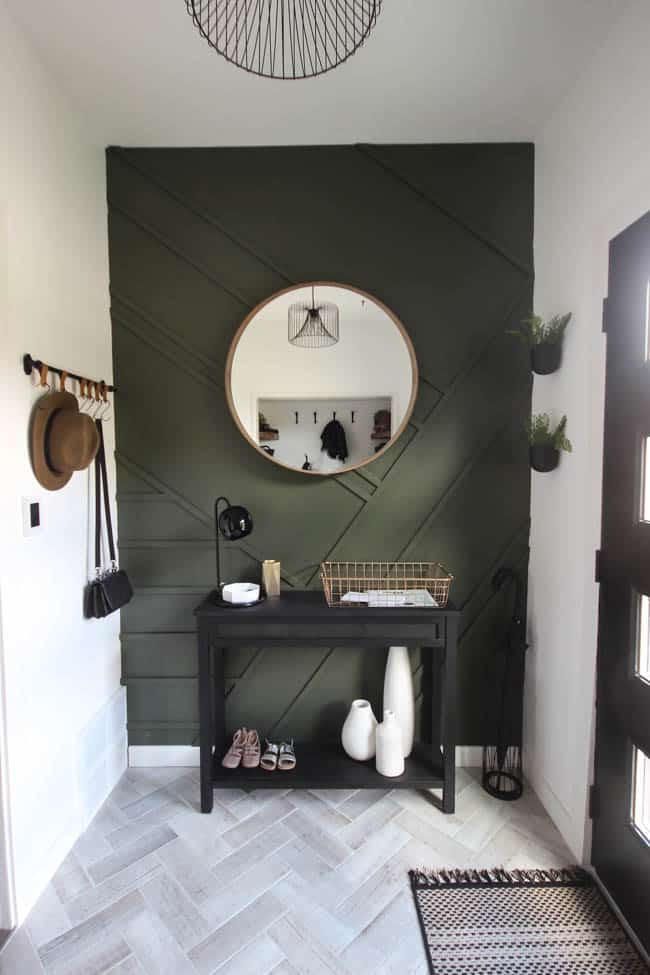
531,342,562,375
530,445,560,472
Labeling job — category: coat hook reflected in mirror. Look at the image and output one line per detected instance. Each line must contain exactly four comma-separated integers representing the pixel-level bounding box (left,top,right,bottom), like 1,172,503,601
313,411,317,424
295,411,299,424
351,411,355,423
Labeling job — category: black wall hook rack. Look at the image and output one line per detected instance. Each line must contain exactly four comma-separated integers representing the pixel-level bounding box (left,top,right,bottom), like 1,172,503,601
23,353,117,393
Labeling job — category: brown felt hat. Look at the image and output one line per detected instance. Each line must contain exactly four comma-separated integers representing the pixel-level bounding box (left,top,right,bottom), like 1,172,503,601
30,391,100,491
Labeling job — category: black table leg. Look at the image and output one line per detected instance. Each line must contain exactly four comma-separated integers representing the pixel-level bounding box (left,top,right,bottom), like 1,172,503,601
199,630,214,813
442,616,458,813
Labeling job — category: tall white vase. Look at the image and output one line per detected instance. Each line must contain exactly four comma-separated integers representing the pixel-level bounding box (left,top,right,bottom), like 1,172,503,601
341,699,377,761
376,709,405,777
383,646,414,757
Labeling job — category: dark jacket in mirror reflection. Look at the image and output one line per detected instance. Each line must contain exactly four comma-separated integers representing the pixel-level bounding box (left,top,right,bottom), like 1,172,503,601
320,419,349,462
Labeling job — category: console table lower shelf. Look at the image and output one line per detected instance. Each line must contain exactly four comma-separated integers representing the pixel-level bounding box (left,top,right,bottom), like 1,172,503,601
195,589,459,814
210,741,445,791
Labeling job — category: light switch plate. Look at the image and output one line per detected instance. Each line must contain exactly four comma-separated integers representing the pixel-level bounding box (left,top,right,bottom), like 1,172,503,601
22,497,41,536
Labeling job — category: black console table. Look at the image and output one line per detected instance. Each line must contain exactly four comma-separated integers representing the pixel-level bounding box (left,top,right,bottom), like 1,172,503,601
195,590,459,814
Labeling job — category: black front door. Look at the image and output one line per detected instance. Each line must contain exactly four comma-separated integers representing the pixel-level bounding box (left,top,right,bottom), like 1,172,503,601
593,210,650,951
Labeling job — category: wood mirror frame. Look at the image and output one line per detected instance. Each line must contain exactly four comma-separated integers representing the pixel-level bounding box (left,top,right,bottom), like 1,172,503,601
225,282,419,476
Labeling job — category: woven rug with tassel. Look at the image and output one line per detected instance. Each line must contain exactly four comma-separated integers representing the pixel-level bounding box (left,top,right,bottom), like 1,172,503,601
410,867,648,974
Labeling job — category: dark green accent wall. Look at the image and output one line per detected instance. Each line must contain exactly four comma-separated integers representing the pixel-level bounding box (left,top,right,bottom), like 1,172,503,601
107,144,534,748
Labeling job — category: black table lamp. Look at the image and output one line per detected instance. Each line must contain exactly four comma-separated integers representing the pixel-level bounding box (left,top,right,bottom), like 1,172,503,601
214,496,253,590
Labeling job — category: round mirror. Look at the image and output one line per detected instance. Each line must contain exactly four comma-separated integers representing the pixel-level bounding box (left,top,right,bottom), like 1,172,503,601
226,283,418,475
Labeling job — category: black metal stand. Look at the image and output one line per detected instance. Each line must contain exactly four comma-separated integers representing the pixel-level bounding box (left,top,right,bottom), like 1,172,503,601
195,590,460,814
482,568,526,801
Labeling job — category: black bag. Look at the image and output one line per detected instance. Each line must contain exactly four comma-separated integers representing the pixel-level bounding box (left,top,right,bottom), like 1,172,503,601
84,421,133,619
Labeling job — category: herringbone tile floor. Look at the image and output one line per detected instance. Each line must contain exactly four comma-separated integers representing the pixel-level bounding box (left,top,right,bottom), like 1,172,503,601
0,766,572,975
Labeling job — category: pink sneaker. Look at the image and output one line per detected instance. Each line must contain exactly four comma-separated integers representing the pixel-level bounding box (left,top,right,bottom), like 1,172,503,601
222,728,247,768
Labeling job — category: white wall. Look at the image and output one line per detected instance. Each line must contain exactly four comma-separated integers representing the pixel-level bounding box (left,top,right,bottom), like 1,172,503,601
231,286,414,446
0,3,125,923
528,0,650,861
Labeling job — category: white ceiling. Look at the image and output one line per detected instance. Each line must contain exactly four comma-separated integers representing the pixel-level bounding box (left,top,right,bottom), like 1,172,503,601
8,0,626,146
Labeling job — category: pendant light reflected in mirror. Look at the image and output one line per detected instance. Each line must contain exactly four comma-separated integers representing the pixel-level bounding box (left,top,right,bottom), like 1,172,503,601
288,286,340,349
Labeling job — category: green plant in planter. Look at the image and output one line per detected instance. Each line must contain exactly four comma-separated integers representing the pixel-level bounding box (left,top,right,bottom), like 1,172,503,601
508,312,572,376
528,414,572,472
508,313,572,347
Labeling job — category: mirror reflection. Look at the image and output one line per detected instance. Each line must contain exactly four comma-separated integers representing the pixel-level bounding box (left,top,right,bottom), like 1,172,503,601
226,284,418,475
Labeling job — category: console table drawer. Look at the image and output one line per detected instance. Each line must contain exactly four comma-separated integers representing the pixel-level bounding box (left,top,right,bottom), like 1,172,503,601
207,620,443,644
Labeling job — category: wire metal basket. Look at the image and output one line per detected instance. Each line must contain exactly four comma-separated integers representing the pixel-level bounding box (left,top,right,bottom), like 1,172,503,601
320,561,453,609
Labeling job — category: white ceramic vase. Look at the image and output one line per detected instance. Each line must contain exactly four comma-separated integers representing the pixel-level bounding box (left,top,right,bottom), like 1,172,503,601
376,709,405,777
341,699,377,761
383,646,414,757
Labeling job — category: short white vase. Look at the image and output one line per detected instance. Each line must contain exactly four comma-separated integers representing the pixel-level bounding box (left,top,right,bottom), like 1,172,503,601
376,709,405,777
383,646,414,757
341,699,377,761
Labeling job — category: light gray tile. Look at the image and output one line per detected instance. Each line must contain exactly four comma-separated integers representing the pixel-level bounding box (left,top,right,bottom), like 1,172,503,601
25,883,71,949
51,852,92,905
315,820,410,910
340,891,420,973
221,797,295,850
211,933,285,975
337,797,402,851
211,788,248,807
269,964,300,975
102,957,144,975
211,821,293,888
157,838,222,905
165,808,231,865
282,792,350,831
0,928,45,975
38,891,144,974
188,891,286,975
268,915,352,975
283,810,351,869
278,838,333,886
117,907,195,975
310,790,358,806
92,802,130,838
334,838,432,937
105,802,187,852
72,827,114,869
274,875,354,954
139,871,211,951
88,827,176,885
121,790,178,823
395,809,472,867
337,790,390,821
201,853,289,929
67,856,163,926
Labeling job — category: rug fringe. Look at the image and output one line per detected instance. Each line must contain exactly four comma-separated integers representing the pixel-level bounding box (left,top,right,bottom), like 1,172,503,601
409,866,589,887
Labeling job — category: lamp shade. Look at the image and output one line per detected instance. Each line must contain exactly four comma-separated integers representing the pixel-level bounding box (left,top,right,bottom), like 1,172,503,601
218,504,253,541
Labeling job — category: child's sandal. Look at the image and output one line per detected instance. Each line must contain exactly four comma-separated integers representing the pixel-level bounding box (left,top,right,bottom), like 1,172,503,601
260,740,279,771
278,740,296,771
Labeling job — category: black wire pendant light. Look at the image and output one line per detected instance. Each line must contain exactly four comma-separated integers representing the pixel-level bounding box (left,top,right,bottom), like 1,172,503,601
288,286,339,348
184,1,382,80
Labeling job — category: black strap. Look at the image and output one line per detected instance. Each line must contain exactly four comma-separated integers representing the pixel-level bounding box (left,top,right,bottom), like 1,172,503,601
94,442,102,572
96,420,117,565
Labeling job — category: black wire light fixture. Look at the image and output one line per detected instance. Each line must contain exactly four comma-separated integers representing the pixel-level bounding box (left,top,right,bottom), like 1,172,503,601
288,286,339,348
184,1,382,80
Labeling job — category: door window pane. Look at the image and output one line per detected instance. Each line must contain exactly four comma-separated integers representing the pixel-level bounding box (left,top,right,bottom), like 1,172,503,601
632,747,650,844
641,437,650,522
637,594,650,680
645,281,650,360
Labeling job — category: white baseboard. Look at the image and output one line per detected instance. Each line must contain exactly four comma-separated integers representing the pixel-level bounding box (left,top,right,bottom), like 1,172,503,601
128,744,484,768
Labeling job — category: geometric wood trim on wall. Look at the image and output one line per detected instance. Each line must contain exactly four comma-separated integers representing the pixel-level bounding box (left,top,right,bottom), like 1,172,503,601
107,143,534,747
